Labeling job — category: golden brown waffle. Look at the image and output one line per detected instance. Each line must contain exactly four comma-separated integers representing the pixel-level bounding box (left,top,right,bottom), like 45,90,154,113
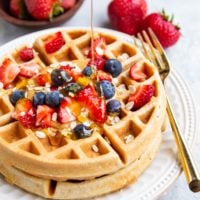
0,132,162,200
0,29,166,198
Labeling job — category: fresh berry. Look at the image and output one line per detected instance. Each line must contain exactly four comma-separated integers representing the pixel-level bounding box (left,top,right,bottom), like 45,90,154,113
60,0,76,10
64,82,82,94
73,124,93,139
33,92,46,107
45,32,65,54
10,90,25,105
19,62,40,78
24,0,63,20
51,69,72,86
104,59,122,77
60,65,82,81
10,0,27,19
45,91,61,108
141,11,181,48
35,73,51,86
108,0,148,35
106,99,121,115
0,58,20,88
36,105,55,128
58,98,76,124
19,47,34,62
128,85,155,110
76,85,107,124
97,70,112,82
15,98,36,128
88,37,106,58
129,63,147,81
88,56,106,71
82,66,93,77
96,80,115,100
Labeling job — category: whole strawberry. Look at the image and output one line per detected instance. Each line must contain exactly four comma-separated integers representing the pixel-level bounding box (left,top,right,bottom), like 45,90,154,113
10,0,27,19
60,0,76,10
108,0,148,35
141,10,181,48
24,0,63,20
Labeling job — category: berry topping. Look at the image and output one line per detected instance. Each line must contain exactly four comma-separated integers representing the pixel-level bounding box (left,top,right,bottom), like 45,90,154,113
0,58,20,88
128,85,155,110
88,56,106,71
35,73,51,86
73,124,93,139
10,90,25,105
96,80,115,100
15,98,36,129
51,69,72,86
19,62,40,78
58,98,76,124
76,85,107,124
45,91,61,108
33,92,46,107
19,47,34,62
104,59,122,77
36,105,55,128
10,0,27,19
82,66,93,77
64,82,82,94
45,32,65,54
106,99,121,115
60,65,82,81
97,70,112,82
129,63,147,81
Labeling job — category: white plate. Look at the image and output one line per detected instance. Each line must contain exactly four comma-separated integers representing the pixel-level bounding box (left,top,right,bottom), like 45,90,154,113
0,27,197,200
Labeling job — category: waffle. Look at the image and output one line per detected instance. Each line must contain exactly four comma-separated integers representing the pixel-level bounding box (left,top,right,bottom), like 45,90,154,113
0,28,167,198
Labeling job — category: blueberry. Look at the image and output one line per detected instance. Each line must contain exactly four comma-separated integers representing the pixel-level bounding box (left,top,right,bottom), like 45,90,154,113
10,90,25,105
106,99,121,115
73,124,93,139
33,92,46,107
82,66,93,76
51,69,72,86
104,59,122,77
96,80,115,100
64,82,82,94
45,91,61,107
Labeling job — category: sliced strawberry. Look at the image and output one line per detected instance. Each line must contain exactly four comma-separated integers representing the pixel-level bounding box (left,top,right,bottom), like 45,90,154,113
36,105,55,128
0,58,20,88
19,62,40,78
97,70,112,82
19,47,34,62
88,37,106,58
15,98,36,129
128,85,155,110
58,98,76,124
87,56,106,71
45,32,65,54
35,73,51,86
60,65,82,81
129,63,147,81
76,85,107,123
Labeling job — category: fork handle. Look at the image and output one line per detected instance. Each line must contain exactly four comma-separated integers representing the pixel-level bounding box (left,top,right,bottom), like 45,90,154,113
166,98,200,192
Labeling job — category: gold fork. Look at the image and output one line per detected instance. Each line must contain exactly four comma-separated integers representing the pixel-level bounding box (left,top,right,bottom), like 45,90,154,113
134,28,200,192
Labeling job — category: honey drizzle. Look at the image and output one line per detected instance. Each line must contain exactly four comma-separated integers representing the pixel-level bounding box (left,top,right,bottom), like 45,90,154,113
90,0,94,63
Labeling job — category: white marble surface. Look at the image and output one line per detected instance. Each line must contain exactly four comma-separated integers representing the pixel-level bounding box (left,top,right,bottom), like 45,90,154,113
0,0,200,199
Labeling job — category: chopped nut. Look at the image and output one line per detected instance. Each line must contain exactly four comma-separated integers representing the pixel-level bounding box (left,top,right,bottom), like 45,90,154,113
124,134,134,144
117,53,129,62
91,144,99,153
70,121,77,130
128,85,136,93
35,131,46,139
48,128,57,137
107,116,120,125
125,101,134,111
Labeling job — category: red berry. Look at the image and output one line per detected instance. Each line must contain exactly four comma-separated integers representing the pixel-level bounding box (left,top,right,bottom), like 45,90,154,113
97,70,112,82
129,63,147,81
87,56,106,71
15,98,36,129
10,0,27,18
60,0,76,10
128,85,155,110
19,47,34,62
141,11,181,48
108,0,148,35
0,58,20,88
76,85,107,124
35,73,51,86
19,63,40,78
45,32,65,54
